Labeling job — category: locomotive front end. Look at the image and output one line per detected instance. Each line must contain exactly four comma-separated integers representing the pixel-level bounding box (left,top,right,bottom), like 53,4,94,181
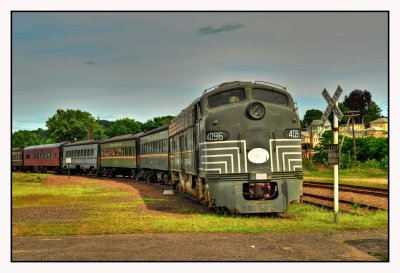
200,81,303,213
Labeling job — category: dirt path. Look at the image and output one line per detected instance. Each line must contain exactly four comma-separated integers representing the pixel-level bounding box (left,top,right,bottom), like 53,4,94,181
12,229,388,261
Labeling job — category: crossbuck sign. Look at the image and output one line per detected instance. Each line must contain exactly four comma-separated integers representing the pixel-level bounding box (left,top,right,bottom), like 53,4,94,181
321,85,344,121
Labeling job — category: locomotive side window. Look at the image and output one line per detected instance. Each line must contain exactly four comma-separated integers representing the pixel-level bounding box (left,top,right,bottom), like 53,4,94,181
253,88,288,106
208,89,245,108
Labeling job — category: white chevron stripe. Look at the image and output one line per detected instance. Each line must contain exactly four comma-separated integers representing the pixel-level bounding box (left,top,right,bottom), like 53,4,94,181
269,139,302,172
276,146,300,172
283,152,302,171
202,161,228,173
288,158,303,171
199,167,222,173
199,141,247,173
202,154,234,172
293,165,302,171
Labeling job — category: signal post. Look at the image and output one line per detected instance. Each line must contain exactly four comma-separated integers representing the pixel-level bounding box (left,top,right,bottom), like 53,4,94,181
321,86,343,223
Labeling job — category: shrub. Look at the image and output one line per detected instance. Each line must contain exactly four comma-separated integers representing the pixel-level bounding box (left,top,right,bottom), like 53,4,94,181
380,155,389,170
339,152,356,169
302,158,317,170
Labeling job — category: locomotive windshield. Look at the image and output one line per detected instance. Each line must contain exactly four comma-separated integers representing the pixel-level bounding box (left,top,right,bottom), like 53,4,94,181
252,88,288,106
208,89,246,108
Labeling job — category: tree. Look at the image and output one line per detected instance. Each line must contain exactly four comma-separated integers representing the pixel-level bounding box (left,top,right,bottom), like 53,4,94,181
106,118,142,137
12,130,41,147
142,115,175,131
302,109,322,128
344,89,372,124
364,102,382,127
97,119,114,131
31,128,53,144
46,109,100,142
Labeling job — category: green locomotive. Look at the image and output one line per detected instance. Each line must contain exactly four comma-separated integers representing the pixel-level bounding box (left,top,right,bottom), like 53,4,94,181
169,81,303,213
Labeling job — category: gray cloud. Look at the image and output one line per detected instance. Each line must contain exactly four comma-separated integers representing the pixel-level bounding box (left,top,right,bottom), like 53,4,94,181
85,60,96,65
197,23,244,35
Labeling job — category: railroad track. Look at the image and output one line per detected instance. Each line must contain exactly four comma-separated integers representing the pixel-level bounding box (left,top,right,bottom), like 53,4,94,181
302,181,388,211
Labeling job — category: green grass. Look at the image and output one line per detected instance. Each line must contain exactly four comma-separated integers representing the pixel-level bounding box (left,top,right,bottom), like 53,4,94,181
303,165,388,189
12,173,388,237
304,167,388,179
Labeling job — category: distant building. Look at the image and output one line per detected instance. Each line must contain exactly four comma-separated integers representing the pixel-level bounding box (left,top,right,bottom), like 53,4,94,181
301,131,319,145
301,119,331,158
339,123,365,137
363,117,388,138
307,119,332,147
309,119,332,137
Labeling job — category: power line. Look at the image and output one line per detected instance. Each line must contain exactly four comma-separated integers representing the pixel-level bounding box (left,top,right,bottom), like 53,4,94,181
377,101,388,107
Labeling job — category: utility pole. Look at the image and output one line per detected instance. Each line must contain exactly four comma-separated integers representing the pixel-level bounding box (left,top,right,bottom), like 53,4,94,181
339,116,351,153
309,125,313,159
340,111,360,159
87,125,94,140
347,111,360,161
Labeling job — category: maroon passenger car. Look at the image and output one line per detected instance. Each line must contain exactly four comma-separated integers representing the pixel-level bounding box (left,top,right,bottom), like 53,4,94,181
23,143,66,172
12,147,24,171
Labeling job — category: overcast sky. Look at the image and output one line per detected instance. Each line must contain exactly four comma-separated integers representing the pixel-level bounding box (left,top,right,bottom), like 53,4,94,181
12,12,388,131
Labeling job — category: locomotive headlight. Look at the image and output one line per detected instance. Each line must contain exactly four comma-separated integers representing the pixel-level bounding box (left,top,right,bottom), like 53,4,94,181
247,102,265,120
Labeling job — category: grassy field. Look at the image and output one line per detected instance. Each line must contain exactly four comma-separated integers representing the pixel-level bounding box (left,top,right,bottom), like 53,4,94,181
12,173,388,237
303,165,388,188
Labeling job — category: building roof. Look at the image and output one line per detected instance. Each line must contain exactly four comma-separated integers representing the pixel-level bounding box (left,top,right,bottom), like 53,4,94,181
301,131,310,137
363,126,386,132
310,119,331,126
370,117,388,124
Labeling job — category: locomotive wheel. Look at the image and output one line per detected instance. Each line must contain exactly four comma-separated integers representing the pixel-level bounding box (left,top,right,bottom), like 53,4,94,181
146,172,154,182
131,170,136,179
162,173,169,185
203,188,212,208
108,169,116,178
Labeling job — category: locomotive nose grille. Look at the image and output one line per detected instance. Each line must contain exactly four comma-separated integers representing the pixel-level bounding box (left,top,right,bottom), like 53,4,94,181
243,182,278,200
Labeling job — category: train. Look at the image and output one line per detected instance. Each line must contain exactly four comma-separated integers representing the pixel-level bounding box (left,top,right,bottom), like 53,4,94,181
12,81,303,213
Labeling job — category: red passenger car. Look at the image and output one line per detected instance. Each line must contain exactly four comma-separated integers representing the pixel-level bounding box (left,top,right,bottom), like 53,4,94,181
12,147,24,171
23,143,66,172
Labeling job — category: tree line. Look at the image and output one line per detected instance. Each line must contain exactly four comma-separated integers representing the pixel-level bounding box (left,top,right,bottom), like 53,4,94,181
12,89,387,153
12,109,174,148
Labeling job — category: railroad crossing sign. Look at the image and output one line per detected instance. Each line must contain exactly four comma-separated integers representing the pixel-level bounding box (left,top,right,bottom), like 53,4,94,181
321,85,344,121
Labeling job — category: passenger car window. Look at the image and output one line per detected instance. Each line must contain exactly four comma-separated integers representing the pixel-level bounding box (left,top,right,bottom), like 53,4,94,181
253,88,288,106
208,89,246,108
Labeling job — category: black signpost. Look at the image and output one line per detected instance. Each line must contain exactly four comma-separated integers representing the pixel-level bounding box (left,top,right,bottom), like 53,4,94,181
327,144,339,165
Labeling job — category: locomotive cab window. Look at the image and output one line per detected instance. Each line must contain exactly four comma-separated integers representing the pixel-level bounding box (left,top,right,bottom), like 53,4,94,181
253,88,288,106
208,89,246,108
